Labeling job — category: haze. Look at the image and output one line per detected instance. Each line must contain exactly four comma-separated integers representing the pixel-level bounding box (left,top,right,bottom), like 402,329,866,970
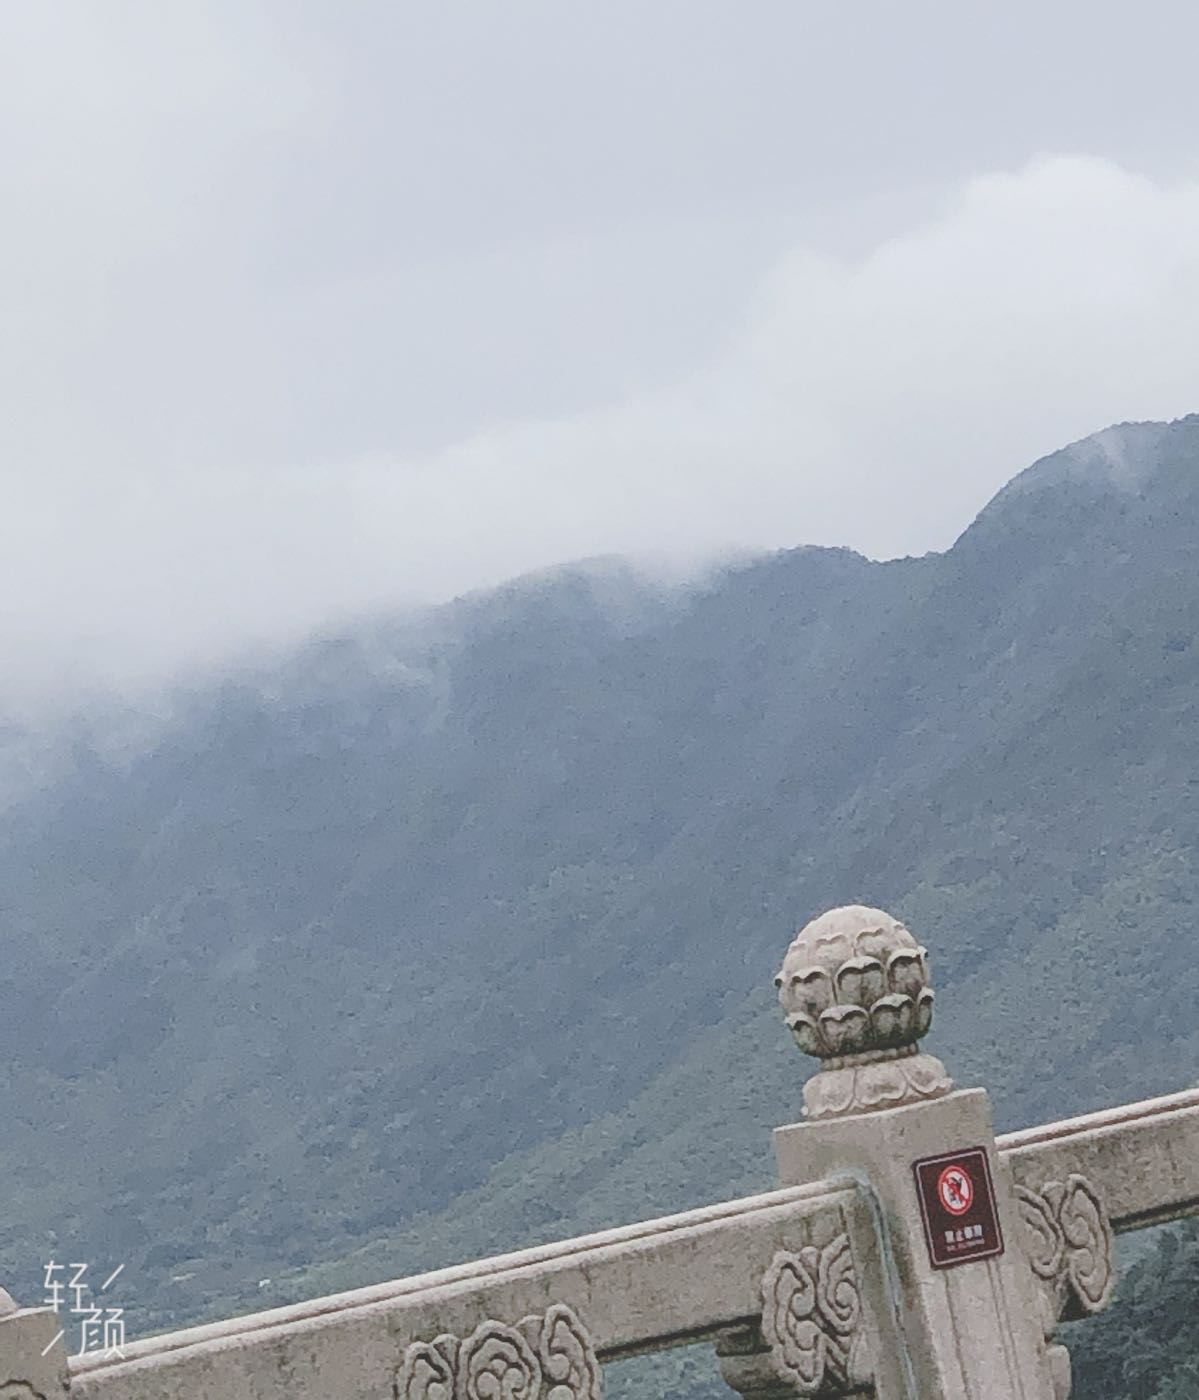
4,1,1199,691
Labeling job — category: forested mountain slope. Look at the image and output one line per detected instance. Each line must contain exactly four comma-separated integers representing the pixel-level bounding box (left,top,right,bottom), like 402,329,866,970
1,417,1197,1389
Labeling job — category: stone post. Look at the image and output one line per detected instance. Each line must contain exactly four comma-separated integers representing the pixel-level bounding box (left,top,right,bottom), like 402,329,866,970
0,1286,70,1400
763,905,1099,1400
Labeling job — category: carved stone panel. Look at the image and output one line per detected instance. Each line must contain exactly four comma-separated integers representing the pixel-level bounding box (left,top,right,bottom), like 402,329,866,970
1015,1173,1115,1323
395,1303,600,1400
1014,1174,1115,1400
717,1221,873,1399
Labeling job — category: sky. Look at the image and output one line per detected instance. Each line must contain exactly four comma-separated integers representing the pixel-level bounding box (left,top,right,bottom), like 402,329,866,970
4,1,1199,692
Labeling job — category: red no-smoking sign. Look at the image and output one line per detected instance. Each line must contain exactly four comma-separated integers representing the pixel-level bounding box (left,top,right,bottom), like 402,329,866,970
913,1147,1004,1269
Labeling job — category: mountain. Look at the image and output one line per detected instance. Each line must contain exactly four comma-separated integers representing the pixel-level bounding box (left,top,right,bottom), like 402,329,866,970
1,416,1198,1398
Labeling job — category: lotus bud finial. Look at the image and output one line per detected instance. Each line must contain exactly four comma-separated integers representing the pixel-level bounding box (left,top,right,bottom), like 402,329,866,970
775,904,953,1119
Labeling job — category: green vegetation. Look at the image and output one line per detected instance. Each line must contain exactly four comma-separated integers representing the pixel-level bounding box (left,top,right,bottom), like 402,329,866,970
0,417,1196,1396
1069,1222,1199,1399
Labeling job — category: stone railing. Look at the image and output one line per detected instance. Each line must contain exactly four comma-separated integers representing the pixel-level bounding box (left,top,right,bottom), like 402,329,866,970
4,905,1198,1400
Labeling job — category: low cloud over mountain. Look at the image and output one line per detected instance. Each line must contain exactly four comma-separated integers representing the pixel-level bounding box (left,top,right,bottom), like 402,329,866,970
5,155,1199,692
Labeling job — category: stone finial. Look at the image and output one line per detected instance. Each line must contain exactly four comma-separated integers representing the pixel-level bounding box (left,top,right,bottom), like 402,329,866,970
775,904,953,1120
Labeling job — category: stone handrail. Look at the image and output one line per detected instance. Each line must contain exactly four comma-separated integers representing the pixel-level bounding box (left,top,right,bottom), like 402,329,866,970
58,1087,1199,1400
999,1086,1199,1233
68,1178,888,1400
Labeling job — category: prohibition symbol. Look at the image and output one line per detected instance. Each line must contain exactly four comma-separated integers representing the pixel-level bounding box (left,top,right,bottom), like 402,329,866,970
914,1146,1002,1267
937,1163,974,1216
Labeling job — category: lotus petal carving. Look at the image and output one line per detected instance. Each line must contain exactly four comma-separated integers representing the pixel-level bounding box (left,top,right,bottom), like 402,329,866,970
788,1013,826,1057
885,948,925,999
789,967,836,1018
913,988,935,1037
834,956,885,1008
776,906,937,1062
869,992,914,1047
818,1004,870,1055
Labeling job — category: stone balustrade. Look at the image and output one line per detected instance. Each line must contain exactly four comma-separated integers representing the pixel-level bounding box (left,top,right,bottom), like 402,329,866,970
999,1086,1199,1234
4,905,1197,1400
67,1178,894,1400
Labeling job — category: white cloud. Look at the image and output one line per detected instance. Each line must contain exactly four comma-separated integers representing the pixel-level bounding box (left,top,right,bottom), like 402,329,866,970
4,154,1199,694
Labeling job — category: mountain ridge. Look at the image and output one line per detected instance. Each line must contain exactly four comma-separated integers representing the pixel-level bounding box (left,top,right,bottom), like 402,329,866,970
0,417,1196,1382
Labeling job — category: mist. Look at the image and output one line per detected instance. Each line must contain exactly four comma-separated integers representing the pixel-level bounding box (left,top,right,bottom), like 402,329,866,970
5,6,1199,695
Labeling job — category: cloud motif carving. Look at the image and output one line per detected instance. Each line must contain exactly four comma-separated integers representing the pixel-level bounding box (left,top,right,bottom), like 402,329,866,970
760,1236,871,1396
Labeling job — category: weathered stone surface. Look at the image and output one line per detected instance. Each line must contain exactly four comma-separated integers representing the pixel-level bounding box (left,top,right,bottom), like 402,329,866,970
714,1204,876,1400
1006,1171,1115,1400
70,1184,875,1400
999,1086,1199,1232
775,906,951,1119
758,1237,871,1395
993,1092,1199,1400
395,1303,600,1400
0,1304,70,1400
1014,1174,1115,1321
776,1087,1062,1400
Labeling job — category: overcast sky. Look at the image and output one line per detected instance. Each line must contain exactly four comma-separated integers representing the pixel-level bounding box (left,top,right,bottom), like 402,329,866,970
4,1,1199,692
